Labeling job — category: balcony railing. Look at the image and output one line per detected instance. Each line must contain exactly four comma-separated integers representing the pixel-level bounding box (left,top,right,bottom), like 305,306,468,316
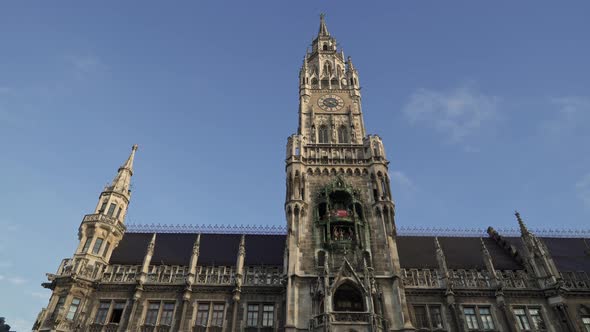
401,269,441,288
101,264,283,286
140,325,171,332
402,268,531,289
83,213,126,232
311,312,386,331
561,271,590,289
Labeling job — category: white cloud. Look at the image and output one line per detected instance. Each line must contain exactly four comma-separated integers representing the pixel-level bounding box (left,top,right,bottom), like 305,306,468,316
8,318,34,332
0,274,27,285
403,85,499,143
0,261,13,268
65,54,106,75
576,173,590,208
0,86,15,95
391,171,415,190
30,291,50,300
543,97,590,136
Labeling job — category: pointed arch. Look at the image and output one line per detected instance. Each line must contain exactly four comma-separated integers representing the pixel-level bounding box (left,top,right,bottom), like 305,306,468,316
311,77,319,88
333,282,364,312
318,125,329,143
338,125,349,143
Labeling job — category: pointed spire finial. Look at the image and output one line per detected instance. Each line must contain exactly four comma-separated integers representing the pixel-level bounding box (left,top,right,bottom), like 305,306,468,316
347,56,355,71
318,13,329,36
109,145,138,195
480,237,490,255
515,210,530,235
120,144,138,172
193,233,201,252
147,233,156,255
434,237,443,252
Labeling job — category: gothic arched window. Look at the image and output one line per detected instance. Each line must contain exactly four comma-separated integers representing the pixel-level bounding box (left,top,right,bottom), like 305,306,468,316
338,126,349,143
333,283,364,312
318,125,329,144
311,78,318,88
323,44,328,51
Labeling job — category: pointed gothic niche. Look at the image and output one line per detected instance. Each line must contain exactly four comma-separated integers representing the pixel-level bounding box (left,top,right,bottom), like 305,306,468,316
315,176,365,251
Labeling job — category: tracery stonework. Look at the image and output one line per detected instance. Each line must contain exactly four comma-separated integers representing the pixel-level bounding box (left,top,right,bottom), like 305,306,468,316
34,15,590,332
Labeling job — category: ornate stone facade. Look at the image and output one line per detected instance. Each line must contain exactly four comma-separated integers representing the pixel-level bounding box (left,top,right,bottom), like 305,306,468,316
33,15,590,332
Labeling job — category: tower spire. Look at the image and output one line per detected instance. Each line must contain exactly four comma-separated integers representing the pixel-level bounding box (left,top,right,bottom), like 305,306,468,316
318,13,329,36
110,144,138,195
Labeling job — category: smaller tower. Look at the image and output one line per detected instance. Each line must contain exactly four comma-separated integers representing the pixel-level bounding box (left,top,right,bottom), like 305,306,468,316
34,145,139,332
75,144,138,269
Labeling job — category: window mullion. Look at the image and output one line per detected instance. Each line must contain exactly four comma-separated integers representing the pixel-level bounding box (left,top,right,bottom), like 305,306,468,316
475,306,482,330
525,308,533,332
106,300,114,324
424,305,432,330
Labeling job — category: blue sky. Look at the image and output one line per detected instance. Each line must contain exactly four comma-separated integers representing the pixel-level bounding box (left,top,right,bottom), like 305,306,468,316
1,1,589,330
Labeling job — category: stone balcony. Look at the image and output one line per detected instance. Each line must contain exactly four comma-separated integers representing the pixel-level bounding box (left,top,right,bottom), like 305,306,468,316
100,264,283,286
82,213,126,233
311,312,387,332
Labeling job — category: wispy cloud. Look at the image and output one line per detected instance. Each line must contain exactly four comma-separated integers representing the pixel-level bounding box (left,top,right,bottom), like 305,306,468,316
402,85,499,143
0,274,27,285
8,318,34,332
391,171,415,191
65,54,107,75
30,291,50,300
576,173,590,208
0,86,15,95
542,96,590,136
0,261,13,268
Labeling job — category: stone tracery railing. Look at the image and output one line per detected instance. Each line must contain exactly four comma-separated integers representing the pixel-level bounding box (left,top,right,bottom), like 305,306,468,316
401,269,441,288
100,264,283,286
196,266,234,285
561,271,590,289
311,312,386,331
401,268,531,289
243,266,282,286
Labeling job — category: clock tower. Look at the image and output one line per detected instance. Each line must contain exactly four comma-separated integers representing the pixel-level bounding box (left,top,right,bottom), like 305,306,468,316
284,15,415,332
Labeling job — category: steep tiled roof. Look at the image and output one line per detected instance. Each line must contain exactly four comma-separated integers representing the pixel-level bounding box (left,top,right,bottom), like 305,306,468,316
503,237,590,273
110,232,589,273
396,236,524,270
110,233,285,266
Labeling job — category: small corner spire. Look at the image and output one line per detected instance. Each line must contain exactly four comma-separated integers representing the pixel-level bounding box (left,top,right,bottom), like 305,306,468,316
109,144,139,195
120,144,139,173
434,237,442,251
148,233,157,255
347,56,355,71
318,13,330,36
515,210,530,236
480,237,489,255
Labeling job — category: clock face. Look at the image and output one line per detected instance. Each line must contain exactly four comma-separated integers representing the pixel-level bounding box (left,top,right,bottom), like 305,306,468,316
318,94,345,111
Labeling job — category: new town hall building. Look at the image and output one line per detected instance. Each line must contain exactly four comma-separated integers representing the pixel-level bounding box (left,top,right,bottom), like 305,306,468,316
34,15,590,332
